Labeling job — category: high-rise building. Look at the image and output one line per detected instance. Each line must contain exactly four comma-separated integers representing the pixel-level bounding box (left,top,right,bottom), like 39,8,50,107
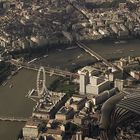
79,70,89,95
114,79,125,91
76,131,83,140
78,67,110,95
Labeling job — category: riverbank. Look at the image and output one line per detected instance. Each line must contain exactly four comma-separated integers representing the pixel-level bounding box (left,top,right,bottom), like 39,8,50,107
0,68,59,140
0,61,16,84
6,36,139,60
0,39,140,140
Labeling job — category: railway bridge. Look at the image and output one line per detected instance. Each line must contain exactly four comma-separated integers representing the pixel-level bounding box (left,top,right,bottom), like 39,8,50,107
76,41,116,69
10,59,79,78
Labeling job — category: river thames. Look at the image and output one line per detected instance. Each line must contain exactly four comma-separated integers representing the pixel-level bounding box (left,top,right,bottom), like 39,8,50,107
0,39,140,140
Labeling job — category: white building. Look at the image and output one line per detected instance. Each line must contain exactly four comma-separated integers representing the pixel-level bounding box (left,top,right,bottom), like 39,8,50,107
79,70,89,95
78,67,110,95
86,76,110,95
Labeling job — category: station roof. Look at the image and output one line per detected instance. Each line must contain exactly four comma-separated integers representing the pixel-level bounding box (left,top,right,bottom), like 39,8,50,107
116,89,140,115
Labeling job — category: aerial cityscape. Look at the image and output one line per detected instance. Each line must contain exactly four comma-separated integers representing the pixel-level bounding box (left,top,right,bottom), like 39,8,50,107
0,0,140,140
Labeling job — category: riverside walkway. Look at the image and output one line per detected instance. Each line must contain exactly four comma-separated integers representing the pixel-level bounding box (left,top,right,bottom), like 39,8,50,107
0,116,28,122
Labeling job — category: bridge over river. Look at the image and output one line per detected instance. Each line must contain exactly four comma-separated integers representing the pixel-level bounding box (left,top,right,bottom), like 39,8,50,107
76,41,116,69
10,59,79,78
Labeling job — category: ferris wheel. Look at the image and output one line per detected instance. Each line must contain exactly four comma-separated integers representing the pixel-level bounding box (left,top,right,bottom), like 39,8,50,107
37,66,48,96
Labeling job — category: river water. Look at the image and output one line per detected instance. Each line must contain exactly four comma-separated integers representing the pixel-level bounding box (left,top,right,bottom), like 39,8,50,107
0,39,139,140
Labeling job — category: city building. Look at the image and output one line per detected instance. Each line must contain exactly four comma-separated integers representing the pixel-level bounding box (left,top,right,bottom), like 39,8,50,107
108,70,123,82
32,92,67,120
78,69,89,94
114,79,126,91
86,76,110,95
41,129,64,140
55,106,74,121
76,131,83,140
23,119,41,139
130,70,140,80
78,66,110,95
65,94,87,111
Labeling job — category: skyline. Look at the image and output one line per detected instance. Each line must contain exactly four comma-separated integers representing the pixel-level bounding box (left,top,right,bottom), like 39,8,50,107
0,0,140,140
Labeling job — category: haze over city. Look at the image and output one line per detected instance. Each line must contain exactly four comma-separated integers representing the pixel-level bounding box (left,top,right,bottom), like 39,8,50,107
0,0,140,140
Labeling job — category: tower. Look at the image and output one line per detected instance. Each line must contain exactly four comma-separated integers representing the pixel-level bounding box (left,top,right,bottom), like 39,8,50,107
79,71,89,95
76,131,82,140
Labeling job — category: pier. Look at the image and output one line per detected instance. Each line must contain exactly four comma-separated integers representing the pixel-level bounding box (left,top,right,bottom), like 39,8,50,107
0,116,28,122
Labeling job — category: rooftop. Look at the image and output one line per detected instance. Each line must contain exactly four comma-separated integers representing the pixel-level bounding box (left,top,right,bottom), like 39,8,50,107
117,89,140,115
57,106,73,115
34,92,66,113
